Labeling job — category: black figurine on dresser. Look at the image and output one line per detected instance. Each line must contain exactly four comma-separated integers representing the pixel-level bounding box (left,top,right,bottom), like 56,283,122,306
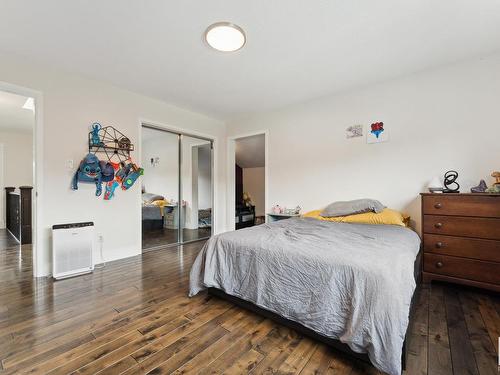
442,170,460,193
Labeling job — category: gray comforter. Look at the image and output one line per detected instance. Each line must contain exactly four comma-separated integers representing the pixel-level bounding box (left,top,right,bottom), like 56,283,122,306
189,218,421,375
142,205,162,220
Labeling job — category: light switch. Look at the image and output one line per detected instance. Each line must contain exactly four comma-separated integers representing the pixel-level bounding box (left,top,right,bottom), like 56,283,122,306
67,159,74,170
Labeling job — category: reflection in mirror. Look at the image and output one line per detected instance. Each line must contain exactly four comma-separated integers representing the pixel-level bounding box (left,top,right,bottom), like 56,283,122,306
141,127,180,250
181,136,212,242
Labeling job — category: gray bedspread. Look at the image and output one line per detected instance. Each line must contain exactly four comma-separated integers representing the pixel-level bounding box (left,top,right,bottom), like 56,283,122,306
142,205,162,220
189,218,421,375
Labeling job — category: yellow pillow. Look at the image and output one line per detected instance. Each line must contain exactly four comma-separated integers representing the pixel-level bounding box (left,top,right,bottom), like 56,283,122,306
302,208,409,227
153,199,168,206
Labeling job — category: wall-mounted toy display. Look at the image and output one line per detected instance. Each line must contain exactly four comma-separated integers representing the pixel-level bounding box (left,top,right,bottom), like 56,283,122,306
71,122,143,199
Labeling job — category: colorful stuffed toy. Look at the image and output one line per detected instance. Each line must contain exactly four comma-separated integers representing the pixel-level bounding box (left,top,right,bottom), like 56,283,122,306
100,160,115,183
72,153,103,196
122,164,144,190
90,122,104,146
116,162,144,190
104,181,119,200
115,163,129,184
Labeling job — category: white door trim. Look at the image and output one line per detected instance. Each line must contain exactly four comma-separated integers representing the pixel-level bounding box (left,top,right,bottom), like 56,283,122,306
227,130,269,231
0,81,43,277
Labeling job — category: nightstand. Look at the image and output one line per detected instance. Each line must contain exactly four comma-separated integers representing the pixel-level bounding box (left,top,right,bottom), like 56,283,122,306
267,213,300,223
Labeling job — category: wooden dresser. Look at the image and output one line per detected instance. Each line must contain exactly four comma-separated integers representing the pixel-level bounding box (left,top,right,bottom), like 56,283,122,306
421,193,500,292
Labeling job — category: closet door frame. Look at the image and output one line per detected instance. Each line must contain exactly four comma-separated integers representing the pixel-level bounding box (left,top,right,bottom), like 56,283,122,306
141,122,214,249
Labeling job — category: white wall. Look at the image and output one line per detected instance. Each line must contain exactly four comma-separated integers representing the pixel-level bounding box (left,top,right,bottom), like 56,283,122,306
0,129,33,187
0,129,33,228
141,130,179,201
243,167,265,217
228,53,500,232
0,56,226,277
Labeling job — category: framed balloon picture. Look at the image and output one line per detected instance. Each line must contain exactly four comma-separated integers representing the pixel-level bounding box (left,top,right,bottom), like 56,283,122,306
367,121,389,144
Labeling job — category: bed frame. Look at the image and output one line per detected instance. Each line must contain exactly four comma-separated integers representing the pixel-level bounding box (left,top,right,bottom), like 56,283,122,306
208,248,422,373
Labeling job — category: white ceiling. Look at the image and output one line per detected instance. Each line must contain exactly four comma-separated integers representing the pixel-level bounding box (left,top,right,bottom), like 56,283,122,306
0,91,34,132
1,1,500,119
236,134,265,168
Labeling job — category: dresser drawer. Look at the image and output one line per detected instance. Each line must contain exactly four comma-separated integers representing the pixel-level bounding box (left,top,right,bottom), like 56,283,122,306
423,215,500,240
423,234,500,262
422,194,500,217
424,253,500,285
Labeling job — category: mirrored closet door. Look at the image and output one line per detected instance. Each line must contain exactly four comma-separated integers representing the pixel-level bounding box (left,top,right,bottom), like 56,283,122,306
180,135,213,243
141,125,213,251
141,127,180,250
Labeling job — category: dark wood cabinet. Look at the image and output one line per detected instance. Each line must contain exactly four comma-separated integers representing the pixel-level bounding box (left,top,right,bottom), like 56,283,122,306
5,186,32,244
19,186,33,245
7,189,20,240
235,205,255,230
421,193,500,292
235,164,243,204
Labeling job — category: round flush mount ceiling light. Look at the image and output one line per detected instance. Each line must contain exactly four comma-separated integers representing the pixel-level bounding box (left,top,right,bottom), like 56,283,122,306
205,22,246,52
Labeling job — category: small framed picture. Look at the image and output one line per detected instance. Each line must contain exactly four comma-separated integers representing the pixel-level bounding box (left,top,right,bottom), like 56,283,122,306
346,125,363,138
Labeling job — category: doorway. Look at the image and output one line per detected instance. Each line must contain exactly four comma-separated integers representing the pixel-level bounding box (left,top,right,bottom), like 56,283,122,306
141,124,213,250
0,89,36,278
228,131,267,231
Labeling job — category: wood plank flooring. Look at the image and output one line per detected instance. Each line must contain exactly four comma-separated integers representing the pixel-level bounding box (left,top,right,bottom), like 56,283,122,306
142,227,211,250
1,228,499,374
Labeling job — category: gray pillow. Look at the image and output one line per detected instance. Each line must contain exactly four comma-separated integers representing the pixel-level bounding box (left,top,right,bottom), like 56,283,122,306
142,193,164,203
320,199,385,218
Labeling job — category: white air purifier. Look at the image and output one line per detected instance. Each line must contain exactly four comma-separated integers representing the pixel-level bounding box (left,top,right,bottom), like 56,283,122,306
52,222,94,279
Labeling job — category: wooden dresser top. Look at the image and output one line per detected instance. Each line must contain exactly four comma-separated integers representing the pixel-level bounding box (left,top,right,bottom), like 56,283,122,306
420,192,500,197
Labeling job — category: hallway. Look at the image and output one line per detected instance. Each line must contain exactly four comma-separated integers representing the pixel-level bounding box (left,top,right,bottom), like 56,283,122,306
0,229,31,284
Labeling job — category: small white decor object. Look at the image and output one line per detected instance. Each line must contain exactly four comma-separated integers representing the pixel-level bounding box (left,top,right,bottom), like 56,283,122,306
346,125,363,138
427,176,444,193
272,205,282,214
150,157,160,167
367,122,389,144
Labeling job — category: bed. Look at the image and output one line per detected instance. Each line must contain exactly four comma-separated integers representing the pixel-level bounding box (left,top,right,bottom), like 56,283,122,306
189,216,421,375
141,193,170,231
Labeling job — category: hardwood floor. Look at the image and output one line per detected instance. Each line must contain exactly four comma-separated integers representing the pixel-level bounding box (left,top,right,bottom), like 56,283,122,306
0,228,499,374
142,227,211,250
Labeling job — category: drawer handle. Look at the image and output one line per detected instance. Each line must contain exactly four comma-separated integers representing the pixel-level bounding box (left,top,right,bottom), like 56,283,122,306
434,203,442,209
434,222,443,229
436,261,443,268
435,242,443,248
